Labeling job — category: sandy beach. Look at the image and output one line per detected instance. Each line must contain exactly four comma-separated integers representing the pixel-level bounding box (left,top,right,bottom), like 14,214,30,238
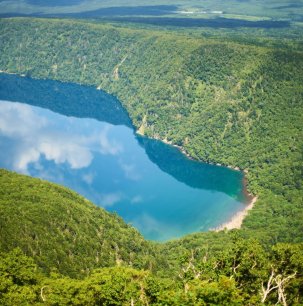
212,196,258,232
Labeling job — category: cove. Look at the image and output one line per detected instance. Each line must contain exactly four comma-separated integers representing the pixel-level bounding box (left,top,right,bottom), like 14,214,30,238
0,73,248,241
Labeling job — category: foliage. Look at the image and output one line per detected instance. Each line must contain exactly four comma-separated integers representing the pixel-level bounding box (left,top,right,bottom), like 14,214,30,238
0,248,40,305
1,240,302,305
0,169,163,277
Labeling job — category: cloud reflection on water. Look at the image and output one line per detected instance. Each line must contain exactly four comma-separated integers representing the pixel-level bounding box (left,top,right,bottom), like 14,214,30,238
0,86,247,241
0,100,123,173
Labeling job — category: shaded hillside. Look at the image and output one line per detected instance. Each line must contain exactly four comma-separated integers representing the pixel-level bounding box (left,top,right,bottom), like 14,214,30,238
0,73,132,128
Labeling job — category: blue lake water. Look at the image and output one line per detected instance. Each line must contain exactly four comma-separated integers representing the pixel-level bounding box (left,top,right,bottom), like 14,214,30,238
0,73,248,241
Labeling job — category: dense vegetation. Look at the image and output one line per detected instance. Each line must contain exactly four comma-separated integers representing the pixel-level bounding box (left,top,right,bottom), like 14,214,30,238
0,169,162,278
1,170,303,305
0,17,302,304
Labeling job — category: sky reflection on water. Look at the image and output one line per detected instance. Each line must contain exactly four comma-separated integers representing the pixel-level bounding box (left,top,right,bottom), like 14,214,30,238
0,74,247,241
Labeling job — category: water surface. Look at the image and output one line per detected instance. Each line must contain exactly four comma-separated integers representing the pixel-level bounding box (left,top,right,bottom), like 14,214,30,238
0,73,248,241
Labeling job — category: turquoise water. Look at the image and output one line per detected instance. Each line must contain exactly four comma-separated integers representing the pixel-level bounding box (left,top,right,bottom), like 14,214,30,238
0,73,247,241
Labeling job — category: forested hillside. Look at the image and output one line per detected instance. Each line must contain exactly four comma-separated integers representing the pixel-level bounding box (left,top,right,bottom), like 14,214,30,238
0,17,302,244
0,169,162,277
1,170,302,305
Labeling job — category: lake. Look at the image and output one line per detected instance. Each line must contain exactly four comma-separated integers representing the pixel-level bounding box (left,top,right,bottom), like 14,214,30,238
0,73,248,241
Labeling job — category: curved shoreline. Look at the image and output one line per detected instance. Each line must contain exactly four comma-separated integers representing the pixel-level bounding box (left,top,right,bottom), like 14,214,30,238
1,70,257,233
157,136,242,171
137,130,257,232
211,196,258,232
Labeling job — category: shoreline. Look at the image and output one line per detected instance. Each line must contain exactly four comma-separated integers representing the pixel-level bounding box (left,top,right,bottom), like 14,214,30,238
1,70,256,231
211,196,258,232
0,70,26,77
144,133,257,232
159,136,242,171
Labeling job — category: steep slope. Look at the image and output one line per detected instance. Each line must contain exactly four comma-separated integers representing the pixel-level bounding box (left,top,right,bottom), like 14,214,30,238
0,169,160,277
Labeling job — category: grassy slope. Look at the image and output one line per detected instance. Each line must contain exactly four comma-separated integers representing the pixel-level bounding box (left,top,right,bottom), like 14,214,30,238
0,18,302,246
0,169,162,277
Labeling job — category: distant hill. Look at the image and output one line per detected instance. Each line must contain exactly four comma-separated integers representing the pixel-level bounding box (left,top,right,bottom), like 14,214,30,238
0,0,302,21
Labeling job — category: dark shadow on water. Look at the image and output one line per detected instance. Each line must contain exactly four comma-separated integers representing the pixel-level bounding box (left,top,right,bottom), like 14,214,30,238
0,73,245,199
136,135,245,200
0,73,132,128
103,16,290,29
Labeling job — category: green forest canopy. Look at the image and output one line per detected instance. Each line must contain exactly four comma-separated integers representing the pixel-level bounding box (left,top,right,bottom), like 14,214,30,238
0,169,302,305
